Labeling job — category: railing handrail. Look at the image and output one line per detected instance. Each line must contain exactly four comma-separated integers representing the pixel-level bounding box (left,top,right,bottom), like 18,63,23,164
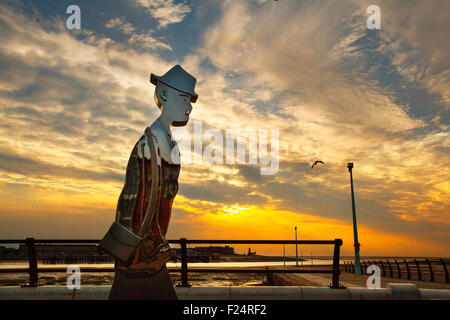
0,268,334,273
0,239,340,245
344,259,449,284
0,237,344,288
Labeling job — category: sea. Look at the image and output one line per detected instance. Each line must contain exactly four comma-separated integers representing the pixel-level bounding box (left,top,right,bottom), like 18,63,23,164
0,258,345,287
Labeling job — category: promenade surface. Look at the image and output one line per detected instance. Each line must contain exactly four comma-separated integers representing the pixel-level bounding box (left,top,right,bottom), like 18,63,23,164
270,266,450,290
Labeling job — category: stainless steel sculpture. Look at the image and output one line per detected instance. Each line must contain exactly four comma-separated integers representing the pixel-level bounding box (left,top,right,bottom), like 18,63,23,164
99,65,198,299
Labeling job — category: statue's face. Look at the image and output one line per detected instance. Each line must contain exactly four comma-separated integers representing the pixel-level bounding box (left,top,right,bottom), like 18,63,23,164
171,89,193,127
156,83,193,127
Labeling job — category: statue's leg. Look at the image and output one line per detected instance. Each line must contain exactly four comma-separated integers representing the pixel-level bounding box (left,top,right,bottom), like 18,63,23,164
109,266,177,300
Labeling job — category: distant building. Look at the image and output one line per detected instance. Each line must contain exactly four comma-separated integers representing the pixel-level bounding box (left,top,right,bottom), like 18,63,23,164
171,246,235,258
0,246,22,258
192,246,235,256
18,244,107,258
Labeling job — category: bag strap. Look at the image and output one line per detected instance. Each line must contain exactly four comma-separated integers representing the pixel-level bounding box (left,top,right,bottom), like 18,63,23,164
137,127,161,238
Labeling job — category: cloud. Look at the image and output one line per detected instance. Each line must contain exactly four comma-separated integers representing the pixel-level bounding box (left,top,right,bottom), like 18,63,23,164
105,17,135,35
0,150,123,183
358,0,450,107
201,1,423,133
132,0,191,28
105,16,172,51
128,32,172,51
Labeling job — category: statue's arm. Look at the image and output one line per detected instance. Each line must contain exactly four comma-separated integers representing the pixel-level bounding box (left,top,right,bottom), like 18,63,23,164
137,127,162,238
115,139,141,230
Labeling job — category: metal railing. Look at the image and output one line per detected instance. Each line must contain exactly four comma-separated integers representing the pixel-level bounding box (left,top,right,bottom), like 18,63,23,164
0,238,344,288
343,259,449,283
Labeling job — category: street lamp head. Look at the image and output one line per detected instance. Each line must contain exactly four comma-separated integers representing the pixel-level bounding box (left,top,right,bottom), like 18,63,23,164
347,162,354,171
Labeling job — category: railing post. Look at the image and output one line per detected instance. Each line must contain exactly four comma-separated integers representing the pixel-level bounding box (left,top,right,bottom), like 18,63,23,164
394,260,401,279
404,259,411,280
330,239,344,288
265,266,274,285
380,260,386,277
425,259,434,282
178,238,191,287
386,260,393,278
440,258,449,283
24,238,38,287
414,259,422,281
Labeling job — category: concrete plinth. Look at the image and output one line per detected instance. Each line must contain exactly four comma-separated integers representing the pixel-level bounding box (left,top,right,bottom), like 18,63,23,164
0,284,449,300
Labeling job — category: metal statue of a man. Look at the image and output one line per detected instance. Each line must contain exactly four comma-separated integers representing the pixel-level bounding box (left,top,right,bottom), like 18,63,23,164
99,65,198,300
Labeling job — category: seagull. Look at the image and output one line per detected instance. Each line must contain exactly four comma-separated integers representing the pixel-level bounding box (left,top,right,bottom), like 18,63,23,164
311,160,325,169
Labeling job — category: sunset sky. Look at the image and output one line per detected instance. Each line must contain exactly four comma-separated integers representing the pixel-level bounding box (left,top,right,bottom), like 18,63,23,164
0,0,448,257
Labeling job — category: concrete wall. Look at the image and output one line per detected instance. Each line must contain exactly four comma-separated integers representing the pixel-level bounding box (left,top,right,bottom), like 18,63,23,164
0,284,449,300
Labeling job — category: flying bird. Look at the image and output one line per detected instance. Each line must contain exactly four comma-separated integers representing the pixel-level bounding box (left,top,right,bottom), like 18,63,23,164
311,160,325,169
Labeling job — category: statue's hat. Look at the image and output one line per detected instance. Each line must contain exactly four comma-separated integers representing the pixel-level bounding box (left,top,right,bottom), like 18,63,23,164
150,65,198,103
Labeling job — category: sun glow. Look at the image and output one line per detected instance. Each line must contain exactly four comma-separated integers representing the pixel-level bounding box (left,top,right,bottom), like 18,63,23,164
219,205,254,215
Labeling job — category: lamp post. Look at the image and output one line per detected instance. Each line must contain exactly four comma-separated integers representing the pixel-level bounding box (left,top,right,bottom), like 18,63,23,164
347,163,361,274
295,226,298,267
